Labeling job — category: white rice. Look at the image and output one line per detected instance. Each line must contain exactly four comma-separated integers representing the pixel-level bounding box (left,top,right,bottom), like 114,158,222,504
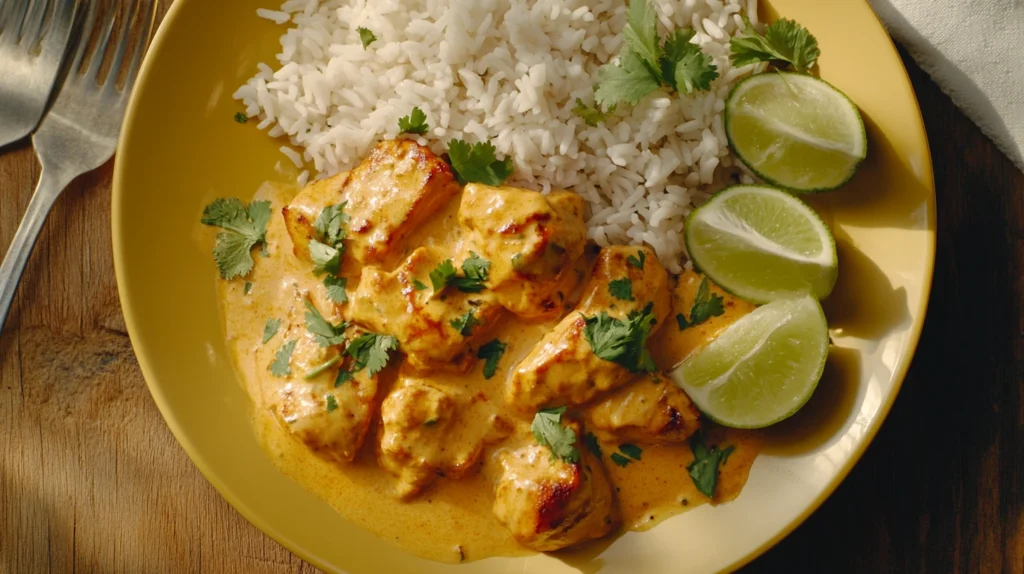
235,0,764,273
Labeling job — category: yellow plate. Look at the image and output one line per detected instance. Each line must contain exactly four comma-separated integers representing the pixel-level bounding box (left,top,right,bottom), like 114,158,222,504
112,0,935,572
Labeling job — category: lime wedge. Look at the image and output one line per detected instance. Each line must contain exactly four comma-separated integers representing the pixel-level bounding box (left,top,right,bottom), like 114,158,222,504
685,185,837,303
725,72,866,193
670,295,828,428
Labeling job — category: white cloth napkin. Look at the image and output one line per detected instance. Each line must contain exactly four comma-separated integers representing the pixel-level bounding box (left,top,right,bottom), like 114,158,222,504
869,0,1024,170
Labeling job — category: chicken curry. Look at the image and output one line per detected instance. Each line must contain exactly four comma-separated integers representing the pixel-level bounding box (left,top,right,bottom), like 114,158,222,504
215,140,761,562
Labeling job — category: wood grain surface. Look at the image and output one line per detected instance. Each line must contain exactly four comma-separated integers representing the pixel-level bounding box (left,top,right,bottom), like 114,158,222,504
1,3,1021,573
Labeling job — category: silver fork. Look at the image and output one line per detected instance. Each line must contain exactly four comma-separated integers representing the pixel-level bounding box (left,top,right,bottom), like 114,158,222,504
0,0,157,328
0,0,79,149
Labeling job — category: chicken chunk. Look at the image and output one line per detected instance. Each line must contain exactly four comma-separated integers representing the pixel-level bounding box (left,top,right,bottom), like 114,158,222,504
349,247,503,371
587,374,701,444
378,378,510,498
458,184,587,318
506,246,670,410
282,171,350,263
257,296,378,463
283,139,459,266
492,438,618,551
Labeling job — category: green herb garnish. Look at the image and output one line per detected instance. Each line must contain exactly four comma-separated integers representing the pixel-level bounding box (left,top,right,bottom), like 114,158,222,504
325,393,339,412
243,281,253,295
610,452,632,467
304,300,347,347
530,406,579,463
447,139,513,186
627,250,646,270
234,112,248,124
428,254,490,293
609,278,635,302
262,318,282,344
594,0,718,109
730,18,820,73
450,309,481,336
477,339,507,379
413,279,428,291
571,98,616,126
344,332,398,377
583,432,603,459
270,340,297,377
324,275,348,304
304,355,341,380
619,443,643,461
676,277,725,330
687,433,735,498
398,107,429,135
582,302,658,373
200,198,272,279
357,27,376,49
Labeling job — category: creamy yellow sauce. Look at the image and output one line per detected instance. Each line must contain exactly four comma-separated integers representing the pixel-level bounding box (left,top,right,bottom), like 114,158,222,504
218,181,761,563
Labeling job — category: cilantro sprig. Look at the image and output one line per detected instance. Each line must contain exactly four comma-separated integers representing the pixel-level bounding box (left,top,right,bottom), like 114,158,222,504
687,433,735,498
477,339,507,380
730,18,820,73
200,198,271,279
304,300,347,347
608,278,634,302
594,0,718,109
344,332,398,377
262,318,282,344
571,98,616,127
269,340,297,378
447,139,513,186
429,253,491,293
581,302,658,373
398,107,429,135
531,406,579,463
676,277,725,330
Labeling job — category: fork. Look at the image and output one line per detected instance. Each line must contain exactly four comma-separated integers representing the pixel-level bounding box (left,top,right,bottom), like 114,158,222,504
0,0,78,150
0,0,156,329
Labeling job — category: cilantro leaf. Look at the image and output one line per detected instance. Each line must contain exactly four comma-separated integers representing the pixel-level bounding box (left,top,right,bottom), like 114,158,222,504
660,29,718,93
447,139,514,186
582,303,658,373
572,98,615,127
627,250,646,270
450,309,481,336
730,18,820,73
234,112,248,124
309,240,341,277
304,355,341,380
345,332,398,377
413,279,428,291
262,318,282,344
622,0,663,79
687,433,735,498
244,281,253,295
610,452,632,467
429,259,457,292
594,50,662,108
451,252,490,293
201,198,272,279
619,443,643,461
314,203,349,247
335,369,353,387
609,278,635,302
325,393,339,412
477,339,507,380
303,300,347,347
677,277,725,330
270,340,296,377
324,275,348,304
357,27,376,49
398,107,429,135
531,406,579,463
583,432,603,459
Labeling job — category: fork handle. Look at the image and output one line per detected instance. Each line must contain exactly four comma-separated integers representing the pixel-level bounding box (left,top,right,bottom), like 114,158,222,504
0,168,75,330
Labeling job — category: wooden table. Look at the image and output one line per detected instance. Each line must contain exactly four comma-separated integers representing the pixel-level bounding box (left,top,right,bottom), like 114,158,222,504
1,7,1022,574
